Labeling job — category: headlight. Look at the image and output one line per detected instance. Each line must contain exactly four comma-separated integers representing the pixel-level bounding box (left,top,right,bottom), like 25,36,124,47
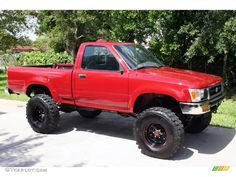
189,88,208,102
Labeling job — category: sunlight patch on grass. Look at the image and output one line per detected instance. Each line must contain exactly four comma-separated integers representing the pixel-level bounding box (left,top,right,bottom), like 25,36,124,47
211,99,236,129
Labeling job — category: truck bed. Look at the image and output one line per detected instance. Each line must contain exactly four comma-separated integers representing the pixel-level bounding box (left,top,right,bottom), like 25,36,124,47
7,64,74,104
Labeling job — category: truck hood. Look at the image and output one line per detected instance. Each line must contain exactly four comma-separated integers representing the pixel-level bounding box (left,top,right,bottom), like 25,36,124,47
136,66,223,88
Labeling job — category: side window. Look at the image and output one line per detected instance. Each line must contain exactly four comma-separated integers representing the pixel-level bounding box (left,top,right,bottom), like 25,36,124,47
81,46,120,71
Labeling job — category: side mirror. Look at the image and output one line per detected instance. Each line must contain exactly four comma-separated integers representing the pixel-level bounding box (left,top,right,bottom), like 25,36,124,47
120,68,124,75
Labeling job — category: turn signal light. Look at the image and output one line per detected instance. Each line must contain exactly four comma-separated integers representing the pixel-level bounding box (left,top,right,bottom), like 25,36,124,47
191,91,197,100
201,105,210,112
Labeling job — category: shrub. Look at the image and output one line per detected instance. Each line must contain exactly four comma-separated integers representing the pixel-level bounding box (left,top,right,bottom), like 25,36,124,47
15,50,73,66
0,50,73,69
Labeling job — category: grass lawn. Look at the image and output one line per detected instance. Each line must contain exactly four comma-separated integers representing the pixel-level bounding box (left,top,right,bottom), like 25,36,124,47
211,88,236,129
0,70,235,128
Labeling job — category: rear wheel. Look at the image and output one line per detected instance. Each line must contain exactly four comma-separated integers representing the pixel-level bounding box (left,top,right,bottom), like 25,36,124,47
26,94,60,134
134,107,184,159
78,110,101,118
184,114,211,133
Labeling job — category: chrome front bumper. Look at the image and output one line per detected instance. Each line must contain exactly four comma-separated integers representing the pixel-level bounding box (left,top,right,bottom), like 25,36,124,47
179,94,224,115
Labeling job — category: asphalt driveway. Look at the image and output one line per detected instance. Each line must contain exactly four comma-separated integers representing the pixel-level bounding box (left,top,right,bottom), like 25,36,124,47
0,99,236,167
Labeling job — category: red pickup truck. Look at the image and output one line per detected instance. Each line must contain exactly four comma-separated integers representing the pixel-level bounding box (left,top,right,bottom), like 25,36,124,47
7,40,224,159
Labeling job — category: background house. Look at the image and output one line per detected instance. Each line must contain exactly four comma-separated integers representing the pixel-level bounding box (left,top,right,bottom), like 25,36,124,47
11,46,35,53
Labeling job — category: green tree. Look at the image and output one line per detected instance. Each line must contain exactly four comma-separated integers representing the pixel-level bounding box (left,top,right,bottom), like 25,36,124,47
149,11,236,85
101,11,155,43
36,11,153,59
33,36,51,51
37,11,107,59
0,11,30,51
217,17,236,86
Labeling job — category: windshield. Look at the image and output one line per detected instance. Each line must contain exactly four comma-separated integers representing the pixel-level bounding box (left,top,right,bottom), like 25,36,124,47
114,44,164,70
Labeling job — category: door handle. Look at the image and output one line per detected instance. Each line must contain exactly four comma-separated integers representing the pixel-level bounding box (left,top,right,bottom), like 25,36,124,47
78,74,86,78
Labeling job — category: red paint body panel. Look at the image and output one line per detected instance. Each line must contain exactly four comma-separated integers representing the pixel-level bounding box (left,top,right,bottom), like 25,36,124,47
8,66,74,105
7,41,223,113
73,70,129,110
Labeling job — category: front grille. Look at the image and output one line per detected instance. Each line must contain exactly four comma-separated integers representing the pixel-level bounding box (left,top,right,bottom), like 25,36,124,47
209,82,224,99
209,96,224,107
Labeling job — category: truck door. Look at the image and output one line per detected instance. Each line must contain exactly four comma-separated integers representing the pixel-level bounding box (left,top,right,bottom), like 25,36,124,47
73,45,129,111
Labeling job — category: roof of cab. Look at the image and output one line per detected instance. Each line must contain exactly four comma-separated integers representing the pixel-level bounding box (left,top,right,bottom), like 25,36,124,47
82,40,134,46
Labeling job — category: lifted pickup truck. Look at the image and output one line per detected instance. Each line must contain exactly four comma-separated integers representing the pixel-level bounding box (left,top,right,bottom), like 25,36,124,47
7,40,224,159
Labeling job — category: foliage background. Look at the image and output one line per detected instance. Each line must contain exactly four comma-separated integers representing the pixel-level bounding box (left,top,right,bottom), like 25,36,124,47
35,10,236,86
1,10,236,86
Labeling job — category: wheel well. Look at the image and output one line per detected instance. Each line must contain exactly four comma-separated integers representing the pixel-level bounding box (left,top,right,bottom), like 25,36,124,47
133,93,181,114
26,84,52,97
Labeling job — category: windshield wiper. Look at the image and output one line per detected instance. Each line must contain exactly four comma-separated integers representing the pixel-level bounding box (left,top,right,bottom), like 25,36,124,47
135,65,162,70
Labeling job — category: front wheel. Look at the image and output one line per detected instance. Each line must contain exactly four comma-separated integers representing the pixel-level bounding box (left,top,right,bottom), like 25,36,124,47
134,107,184,159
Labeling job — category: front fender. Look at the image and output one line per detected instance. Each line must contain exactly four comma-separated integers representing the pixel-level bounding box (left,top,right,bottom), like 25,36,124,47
128,85,190,112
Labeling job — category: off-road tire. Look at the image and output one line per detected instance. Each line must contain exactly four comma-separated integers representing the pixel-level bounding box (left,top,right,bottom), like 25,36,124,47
184,114,211,133
134,107,184,159
26,94,60,134
78,110,101,118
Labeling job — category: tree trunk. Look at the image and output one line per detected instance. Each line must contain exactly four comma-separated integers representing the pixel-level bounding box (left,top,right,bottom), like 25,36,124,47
205,60,207,73
72,40,83,63
188,59,192,70
65,40,78,63
223,48,228,86
72,47,77,62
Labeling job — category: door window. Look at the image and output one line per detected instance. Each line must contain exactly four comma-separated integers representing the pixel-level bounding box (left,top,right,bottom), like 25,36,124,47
81,46,120,71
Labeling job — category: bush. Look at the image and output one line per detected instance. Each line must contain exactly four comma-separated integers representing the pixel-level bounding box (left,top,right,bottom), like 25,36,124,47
15,50,73,65
0,50,73,69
